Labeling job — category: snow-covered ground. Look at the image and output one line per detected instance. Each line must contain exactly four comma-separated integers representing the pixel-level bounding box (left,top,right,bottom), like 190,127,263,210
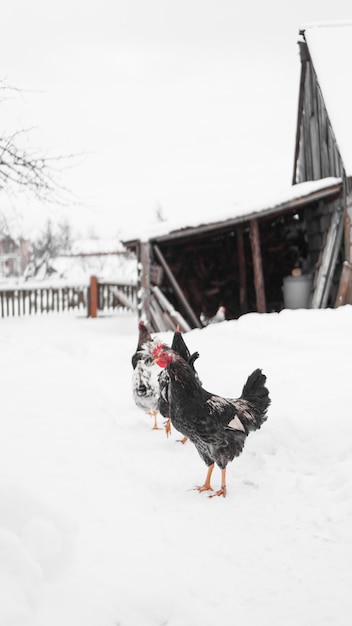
0,306,351,626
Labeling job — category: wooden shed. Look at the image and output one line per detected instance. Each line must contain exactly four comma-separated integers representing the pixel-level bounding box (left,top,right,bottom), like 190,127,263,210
293,21,352,306
123,178,343,331
123,21,352,332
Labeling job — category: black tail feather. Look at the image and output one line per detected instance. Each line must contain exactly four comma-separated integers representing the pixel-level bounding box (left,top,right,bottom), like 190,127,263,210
241,368,271,429
188,351,200,370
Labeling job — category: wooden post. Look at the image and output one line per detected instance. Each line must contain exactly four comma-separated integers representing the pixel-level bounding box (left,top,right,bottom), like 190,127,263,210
311,208,344,308
89,275,98,318
335,261,352,306
139,241,151,323
152,285,191,332
345,195,352,263
249,219,266,313
236,227,247,314
333,194,352,308
153,244,202,329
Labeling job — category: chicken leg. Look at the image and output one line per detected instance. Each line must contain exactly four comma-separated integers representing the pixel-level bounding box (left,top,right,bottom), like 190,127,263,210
164,418,172,437
196,464,215,493
150,410,161,430
209,468,227,498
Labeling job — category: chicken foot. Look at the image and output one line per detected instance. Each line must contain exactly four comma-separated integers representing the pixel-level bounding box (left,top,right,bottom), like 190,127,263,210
164,418,172,437
195,464,215,493
149,411,162,430
209,469,227,498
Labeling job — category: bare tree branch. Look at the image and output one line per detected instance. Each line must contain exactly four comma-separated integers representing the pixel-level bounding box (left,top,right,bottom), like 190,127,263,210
0,80,81,205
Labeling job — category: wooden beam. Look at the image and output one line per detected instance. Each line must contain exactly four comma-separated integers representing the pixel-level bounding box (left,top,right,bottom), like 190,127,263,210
236,227,247,314
292,43,308,184
138,241,151,322
150,294,170,332
249,219,266,313
311,208,344,308
110,286,137,312
335,261,352,307
153,244,202,329
152,286,191,332
335,194,352,307
345,195,352,263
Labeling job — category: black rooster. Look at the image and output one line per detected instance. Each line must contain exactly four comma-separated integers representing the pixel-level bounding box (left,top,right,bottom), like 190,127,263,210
153,344,270,497
158,325,200,442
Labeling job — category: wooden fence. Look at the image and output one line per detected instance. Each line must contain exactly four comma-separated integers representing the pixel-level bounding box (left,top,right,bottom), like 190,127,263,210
0,281,136,318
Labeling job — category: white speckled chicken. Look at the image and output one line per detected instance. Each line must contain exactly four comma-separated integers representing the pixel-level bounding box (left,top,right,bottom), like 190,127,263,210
131,321,161,430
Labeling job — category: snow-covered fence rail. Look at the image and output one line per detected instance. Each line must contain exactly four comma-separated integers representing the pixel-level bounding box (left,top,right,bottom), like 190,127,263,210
0,282,136,318
0,285,88,317
96,282,137,315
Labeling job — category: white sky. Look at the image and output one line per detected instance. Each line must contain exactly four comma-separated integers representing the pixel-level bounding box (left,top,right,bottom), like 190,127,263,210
1,0,351,238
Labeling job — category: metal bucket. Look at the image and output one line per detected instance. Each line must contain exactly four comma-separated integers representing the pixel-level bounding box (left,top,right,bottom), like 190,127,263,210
283,275,313,309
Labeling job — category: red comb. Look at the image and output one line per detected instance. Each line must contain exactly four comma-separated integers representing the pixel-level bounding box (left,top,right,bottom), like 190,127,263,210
152,344,166,359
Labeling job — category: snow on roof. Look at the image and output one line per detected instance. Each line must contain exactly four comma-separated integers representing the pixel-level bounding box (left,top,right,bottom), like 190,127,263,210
122,177,342,243
300,21,352,175
70,237,127,255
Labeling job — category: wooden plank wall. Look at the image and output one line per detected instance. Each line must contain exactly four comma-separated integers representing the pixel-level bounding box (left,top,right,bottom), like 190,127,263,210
294,49,345,184
293,45,350,305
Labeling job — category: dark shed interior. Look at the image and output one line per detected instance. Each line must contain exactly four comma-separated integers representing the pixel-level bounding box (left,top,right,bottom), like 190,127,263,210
150,204,317,321
124,180,344,330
